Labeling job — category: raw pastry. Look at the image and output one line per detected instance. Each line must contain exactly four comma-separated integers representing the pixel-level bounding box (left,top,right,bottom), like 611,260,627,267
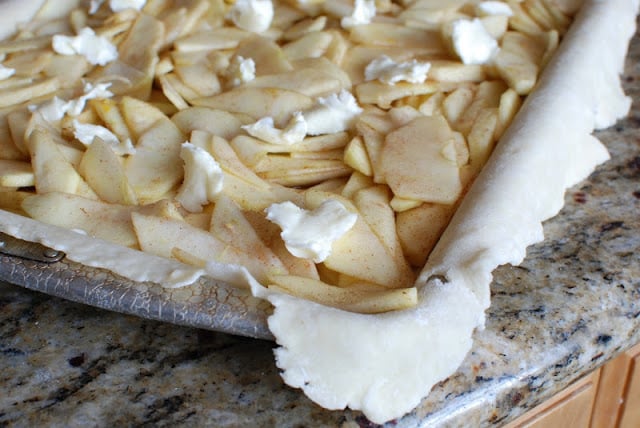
0,0,637,423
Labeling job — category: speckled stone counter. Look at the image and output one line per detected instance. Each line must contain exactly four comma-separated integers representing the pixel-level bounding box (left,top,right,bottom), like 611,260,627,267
2,25,640,428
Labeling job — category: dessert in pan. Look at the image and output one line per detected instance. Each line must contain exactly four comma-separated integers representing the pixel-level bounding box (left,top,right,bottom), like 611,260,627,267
0,0,637,423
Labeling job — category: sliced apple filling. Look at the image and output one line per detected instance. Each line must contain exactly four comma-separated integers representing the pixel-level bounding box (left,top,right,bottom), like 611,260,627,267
0,0,577,313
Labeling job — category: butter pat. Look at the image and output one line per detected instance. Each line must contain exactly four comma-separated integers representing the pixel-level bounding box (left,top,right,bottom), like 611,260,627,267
67,82,114,116
52,27,118,66
304,90,363,135
229,0,274,33
72,120,135,156
31,97,69,122
266,199,357,263
341,0,376,29
365,55,431,85
242,112,307,145
30,82,113,122
226,55,256,87
176,142,224,213
451,18,499,65
110,0,146,12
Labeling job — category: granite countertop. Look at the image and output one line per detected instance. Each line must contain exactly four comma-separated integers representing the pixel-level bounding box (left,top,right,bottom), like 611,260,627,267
1,24,640,428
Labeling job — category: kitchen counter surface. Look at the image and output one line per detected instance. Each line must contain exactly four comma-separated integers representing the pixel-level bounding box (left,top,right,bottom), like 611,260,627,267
1,20,640,428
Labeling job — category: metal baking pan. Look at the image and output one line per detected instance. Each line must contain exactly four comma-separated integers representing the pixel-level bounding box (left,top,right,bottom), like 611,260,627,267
0,232,273,339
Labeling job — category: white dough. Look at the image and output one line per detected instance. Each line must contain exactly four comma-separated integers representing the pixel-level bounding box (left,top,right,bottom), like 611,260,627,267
259,0,639,423
0,0,638,424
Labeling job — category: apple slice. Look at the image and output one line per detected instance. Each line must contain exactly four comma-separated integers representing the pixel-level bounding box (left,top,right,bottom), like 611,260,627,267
0,159,34,187
454,80,506,136
89,98,133,145
268,274,418,314
207,133,271,190
131,212,277,284
27,128,87,195
93,13,164,99
173,28,250,52
235,35,293,75
256,157,352,187
389,195,422,212
171,107,244,141
467,107,499,177
244,210,320,280
210,194,288,277
306,190,415,289
157,0,209,45
493,31,546,95
22,192,139,248
292,57,352,89
5,109,31,158
174,62,222,97
442,86,475,124
428,60,486,83
124,117,185,203
396,202,455,267
495,89,521,139
192,87,313,126
246,67,344,98
350,23,446,50
341,171,374,199
343,136,373,176
479,15,509,40
157,73,190,110
0,187,30,214
0,77,60,110
352,185,399,255
282,16,327,41
355,80,441,109
355,119,386,183
379,115,464,204
78,137,138,205
119,96,168,140
418,91,446,116
230,132,350,168
282,31,333,61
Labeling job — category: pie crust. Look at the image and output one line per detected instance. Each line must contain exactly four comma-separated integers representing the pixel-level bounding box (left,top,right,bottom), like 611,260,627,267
0,0,638,423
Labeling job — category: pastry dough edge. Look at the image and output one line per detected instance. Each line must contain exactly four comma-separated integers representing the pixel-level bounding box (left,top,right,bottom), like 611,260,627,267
262,0,640,423
0,0,637,424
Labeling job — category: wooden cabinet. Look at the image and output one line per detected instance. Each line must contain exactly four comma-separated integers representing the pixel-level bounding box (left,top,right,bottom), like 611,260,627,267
592,342,640,428
505,370,600,428
505,342,640,428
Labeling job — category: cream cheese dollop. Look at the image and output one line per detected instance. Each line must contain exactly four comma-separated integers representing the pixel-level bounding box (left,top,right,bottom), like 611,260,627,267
52,27,118,66
265,199,357,263
229,0,274,33
72,120,136,155
451,18,499,65
303,90,363,135
242,112,307,145
341,0,376,28
176,142,224,213
30,82,113,122
365,55,431,85
225,55,256,87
